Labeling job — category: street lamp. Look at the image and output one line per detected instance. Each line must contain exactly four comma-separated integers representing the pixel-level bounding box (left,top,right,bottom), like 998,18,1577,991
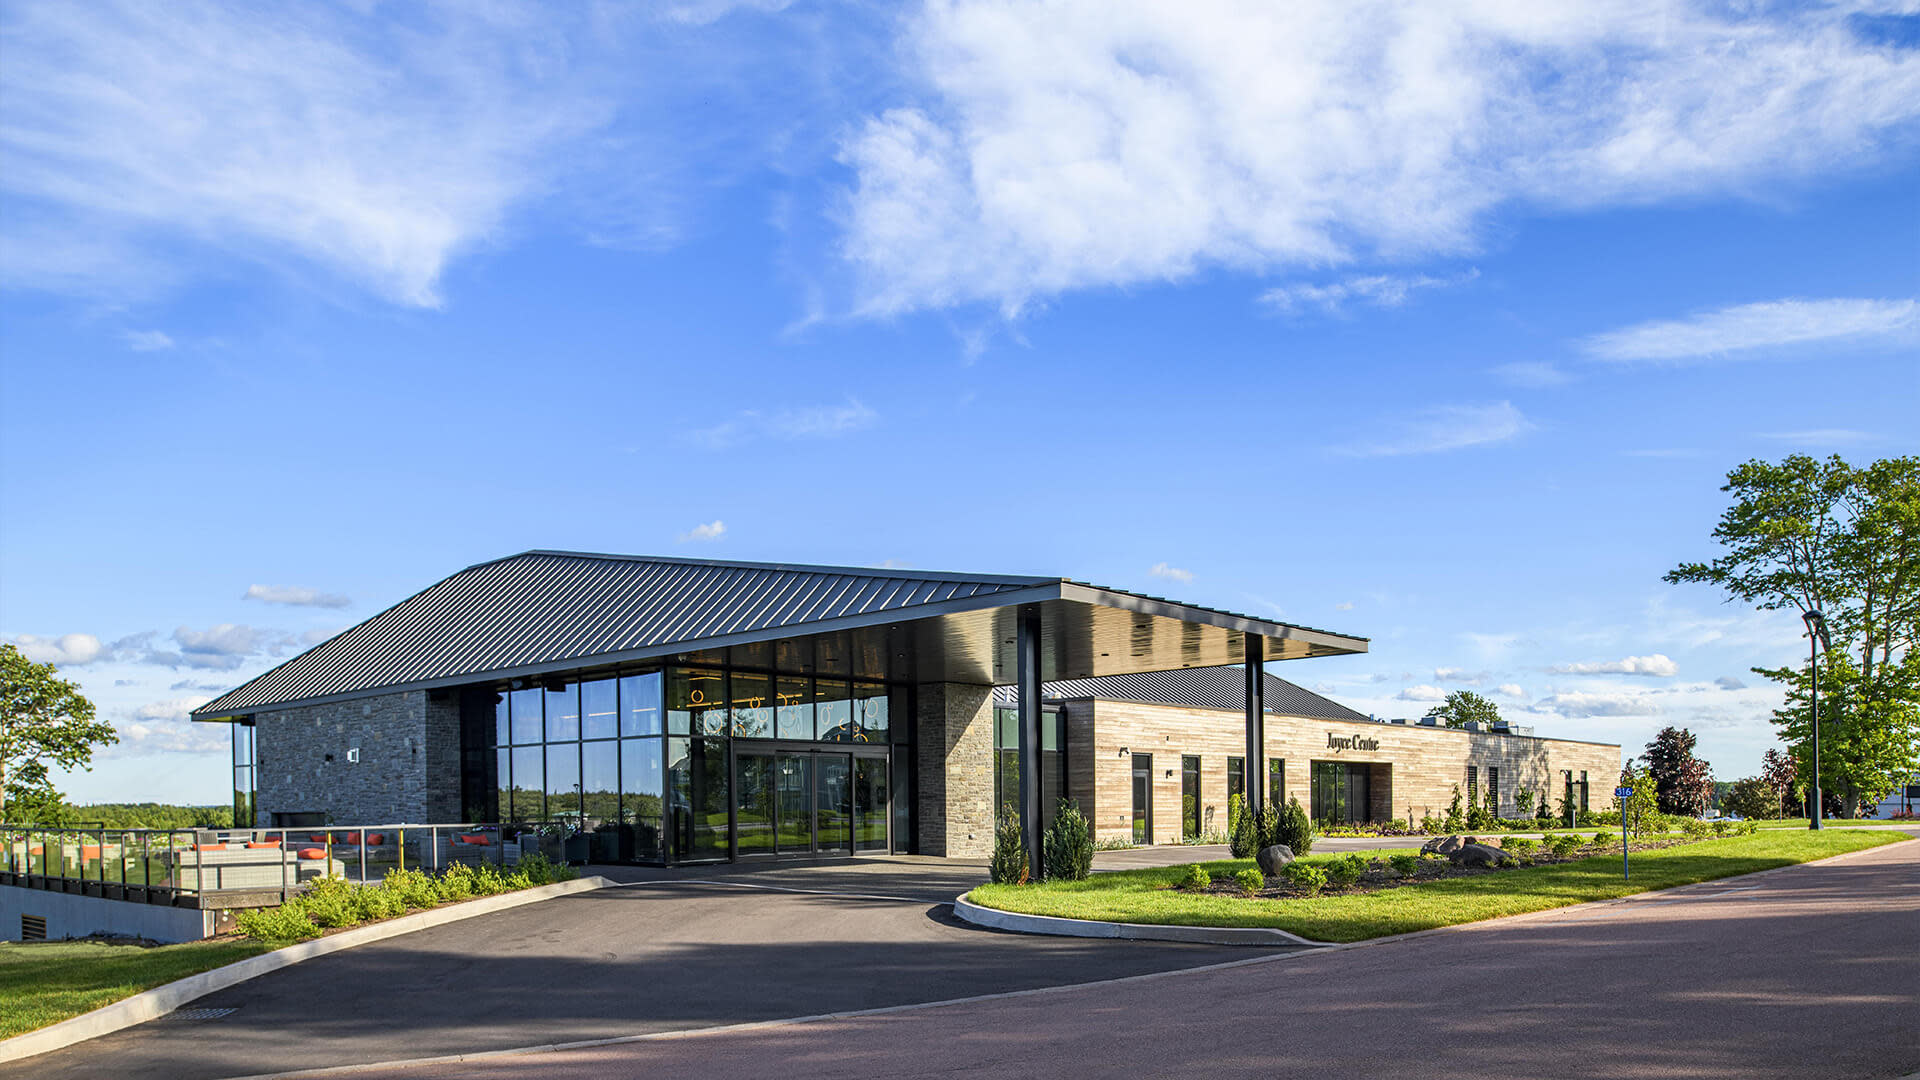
1804,609,1831,831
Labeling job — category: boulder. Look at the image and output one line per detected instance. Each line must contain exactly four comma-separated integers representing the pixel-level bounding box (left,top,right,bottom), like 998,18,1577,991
1255,844,1296,876
1421,835,1465,856
1448,843,1512,868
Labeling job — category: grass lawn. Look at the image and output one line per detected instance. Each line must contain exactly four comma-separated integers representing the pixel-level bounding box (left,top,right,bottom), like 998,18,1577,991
971,830,1907,943
0,937,271,1039
1748,818,1911,829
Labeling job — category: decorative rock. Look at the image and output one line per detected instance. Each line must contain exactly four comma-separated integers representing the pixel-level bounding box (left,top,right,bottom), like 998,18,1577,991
1255,845,1296,876
1422,835,1466,856
1448,843,1512,868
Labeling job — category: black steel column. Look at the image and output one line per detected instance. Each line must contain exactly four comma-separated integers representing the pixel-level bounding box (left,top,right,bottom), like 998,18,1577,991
1244,633,1265,817
1017,608,1044,882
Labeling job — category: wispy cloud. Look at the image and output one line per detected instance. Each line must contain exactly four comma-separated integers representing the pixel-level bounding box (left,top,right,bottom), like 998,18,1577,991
1258,270,1476,316
12,625,300,670
1396,685,1447,703
840,5,1920,315
1334,601,1354,611
1489,362,1573,389
123,329,174,352
1148,562,1194,584
1760,429,1878,446
245,584,350,609
693,399,877,449
1533,689,1661,718
679,520,726,542
1494,683,1527,699
1582,298,1918,362
1335,401,1530,458
1714,676,1746,691
1433,667,1488,685
1551,653,1678,677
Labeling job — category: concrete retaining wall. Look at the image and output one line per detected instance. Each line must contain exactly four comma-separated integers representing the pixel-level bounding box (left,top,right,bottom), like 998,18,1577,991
1,885,214,943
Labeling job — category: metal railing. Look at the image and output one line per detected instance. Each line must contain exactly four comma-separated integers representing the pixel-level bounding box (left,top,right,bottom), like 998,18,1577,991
0,821,575,904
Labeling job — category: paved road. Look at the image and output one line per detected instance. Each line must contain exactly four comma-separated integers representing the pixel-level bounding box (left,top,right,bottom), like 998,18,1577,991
370,836,1919,1080
7,873,1289,1080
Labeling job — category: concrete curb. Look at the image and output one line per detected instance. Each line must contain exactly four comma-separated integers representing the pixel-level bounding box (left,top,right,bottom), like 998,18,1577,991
951,892,1333,947
0,875,615,1066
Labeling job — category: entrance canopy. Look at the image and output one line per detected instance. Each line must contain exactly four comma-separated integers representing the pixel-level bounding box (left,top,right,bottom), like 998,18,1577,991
192,551,1367,719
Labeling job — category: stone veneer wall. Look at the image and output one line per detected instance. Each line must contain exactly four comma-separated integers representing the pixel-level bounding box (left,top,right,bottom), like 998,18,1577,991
1071,698,1620,845
253,689,464,826
914,682,994,858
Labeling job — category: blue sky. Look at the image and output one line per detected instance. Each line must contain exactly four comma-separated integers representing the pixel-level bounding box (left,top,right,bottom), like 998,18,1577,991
2,0,1916,806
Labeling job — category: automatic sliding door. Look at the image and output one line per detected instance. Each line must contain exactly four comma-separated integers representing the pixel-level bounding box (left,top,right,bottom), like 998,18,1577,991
816,753,852,853
854,755,888,852
776,753,811,854
736,753,776,856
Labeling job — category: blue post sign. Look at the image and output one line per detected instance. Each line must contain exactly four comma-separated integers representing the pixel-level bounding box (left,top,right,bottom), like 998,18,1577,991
1615,786,1633,881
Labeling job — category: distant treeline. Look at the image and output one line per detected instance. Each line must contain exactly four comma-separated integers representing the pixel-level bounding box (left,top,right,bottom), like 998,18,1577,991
40,803,233,830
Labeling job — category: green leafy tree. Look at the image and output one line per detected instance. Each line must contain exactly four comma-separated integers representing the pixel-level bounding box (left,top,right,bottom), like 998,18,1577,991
1721,776,1782,820
1643,726,1716,817
1228,793,1258,858
1423,690,1502,729
989,804,1027,884
1667,455,1919,820
1759,748,1802,817
1617,764,1661,838
1274,796,1314,856
1,644,116,821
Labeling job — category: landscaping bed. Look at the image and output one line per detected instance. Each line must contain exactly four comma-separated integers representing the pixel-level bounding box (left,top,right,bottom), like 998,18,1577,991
969,829,1907,943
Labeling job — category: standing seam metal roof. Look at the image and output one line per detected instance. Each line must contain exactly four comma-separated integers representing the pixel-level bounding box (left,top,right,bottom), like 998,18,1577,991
993,667,1373,723
192,552,1055,717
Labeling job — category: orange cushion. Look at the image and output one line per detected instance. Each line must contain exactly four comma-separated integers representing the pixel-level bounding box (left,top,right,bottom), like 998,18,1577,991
81,845,102,860
246,841,280,849
457,834,490,845
297,848,327,860
309,834,330,843
194,843,227,852
344,832,361,844
366,833,385,846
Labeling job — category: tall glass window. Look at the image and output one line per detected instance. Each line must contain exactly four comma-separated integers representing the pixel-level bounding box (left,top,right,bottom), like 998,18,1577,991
621,672,662,736
231,722,256,828
1227,756,1244,803
730,672,773,738
545,684,580,742
991,707,1067,829
815,679,852,741
853,682,888,743
509,687,543,745
775,676,814,740
510,745,544,821
669,737,730,861
1269,757,1285,807
582,678,619,740
622,737,664,861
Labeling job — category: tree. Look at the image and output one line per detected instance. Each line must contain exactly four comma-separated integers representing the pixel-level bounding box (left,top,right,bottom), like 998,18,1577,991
1,644,116,821
1643,726,1716,817
1618,764,1661,837
1423,690,1502,729
1759,748,1801,817
1667,455,1920,819
1722,776,1782,820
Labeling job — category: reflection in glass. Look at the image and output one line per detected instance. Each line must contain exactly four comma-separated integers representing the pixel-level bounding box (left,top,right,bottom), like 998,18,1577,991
815,753,851,852
668,737,730,861
582,679,619,740
545,684,580,742
853,682,887,743
775,676,813,740
776,754,811,853
621,739,664,861
496,747,512,822
736,753,775,855
511,745,544,821
814,632,851,676
730,672,772,738
890,756,912,853
815,680,852,741
855,756,888,851
582,740,620,826
621,672,661,736
668,669,727,736
547,741,582,823
494,694,510,746
509,688,543,745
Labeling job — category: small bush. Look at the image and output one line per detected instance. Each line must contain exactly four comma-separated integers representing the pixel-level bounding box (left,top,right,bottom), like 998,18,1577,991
990,807,1028,885
1711,820,1735,837
1229,793,1258,858
1275,797,1315,856
1444,785,1466,832
235,903,320,944
434,863,477,902
1549,833,1585,858
1282,862,1328,896
1591,830,1615,848
1388,853,1420,877
384,867,441,909
1042,799,1095,882
1418,810,1443,835
1233,868,1263,895
1502,837,1539,857
1325,855,1364,887
471,864,513,895
301,876,361,929
1680,818,1713,840
1176,864,1212,890
515,851,576,886
357,885,407,921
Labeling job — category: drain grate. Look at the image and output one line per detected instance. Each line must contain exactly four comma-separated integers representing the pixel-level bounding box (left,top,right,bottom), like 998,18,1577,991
20,915,46,941
159,1008,239,1023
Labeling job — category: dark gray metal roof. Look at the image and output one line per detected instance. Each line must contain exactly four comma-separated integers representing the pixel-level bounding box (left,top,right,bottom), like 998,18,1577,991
192,550,1368,719
995,666,1373,723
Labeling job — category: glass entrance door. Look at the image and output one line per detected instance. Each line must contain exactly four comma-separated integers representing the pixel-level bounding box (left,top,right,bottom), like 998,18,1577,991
814,753,852,853
734,747,889,857
853,755,888,852
776,753,812,853
1131,753,1153,844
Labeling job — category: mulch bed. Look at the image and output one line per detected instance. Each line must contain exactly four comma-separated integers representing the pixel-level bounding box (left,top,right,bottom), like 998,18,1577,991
1179,835,1708,901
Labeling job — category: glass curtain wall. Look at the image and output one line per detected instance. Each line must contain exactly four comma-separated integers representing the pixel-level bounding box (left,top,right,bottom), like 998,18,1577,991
231,722,257,828
992,707,1067,830
488,672,664,862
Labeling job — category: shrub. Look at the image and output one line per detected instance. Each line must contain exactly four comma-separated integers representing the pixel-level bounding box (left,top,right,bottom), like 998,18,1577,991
1282,862,1328,896
1233,868,1264,895
471,864,513,895
356,885,407,921
1388,853,1420,877
384,867,440,909
434,863,477,902
1444,785,1466,832
1680,817,1713,840
1254,804,1281,851
1176,864,1212,890
1418,810,1443,835
1326,854,1365,887
1276,797,1315,856
1228,793,1258,858
990,807,1028,884
1590,830,1615,848
1042,798,1095,881
301,875,361,929
1501,836,1538,856
235,902,321,944
1711,820,1734,837
1549,833,1585,858
515,851,576,886
1466,800,1495,831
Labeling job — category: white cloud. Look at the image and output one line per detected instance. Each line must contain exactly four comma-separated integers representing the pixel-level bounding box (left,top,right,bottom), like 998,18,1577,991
1715,676,1746,691
839,3,1920,315
7,632,108,666
1495,683,1527,699
1396,684,1447,703
123,329,174,352
162,624,290,670
108,699,230,755
1760,429,1879,446
1551,653,1679,677
245,584,350,609
1334,601,1354,611
1490,361,1573,388
1582,298,1918,362
693,399,877,448
0,1,618,306
1148,562,1194,584
679,520,726,542
1258,269,1476,315
1336,401,1529,457
1434,667,1487,685
1534,690,1661,718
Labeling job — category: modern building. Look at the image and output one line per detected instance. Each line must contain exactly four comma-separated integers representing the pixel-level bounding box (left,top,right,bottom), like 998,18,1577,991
193,551,1618,873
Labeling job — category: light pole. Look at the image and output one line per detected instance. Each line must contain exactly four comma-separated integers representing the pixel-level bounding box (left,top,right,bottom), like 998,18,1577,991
1804,609,1830,831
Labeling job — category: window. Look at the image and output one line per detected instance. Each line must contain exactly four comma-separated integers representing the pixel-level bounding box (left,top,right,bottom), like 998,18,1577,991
730,672,772,738
1467,765,1479,804
231,722,256,828
1227,756,1245,803
1487,767,1499,814
581,679,619,740
1579,771,1590,813
1269,757,1285,806
1181,755,1201,840
992,707,1067,830
775,676,814,740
